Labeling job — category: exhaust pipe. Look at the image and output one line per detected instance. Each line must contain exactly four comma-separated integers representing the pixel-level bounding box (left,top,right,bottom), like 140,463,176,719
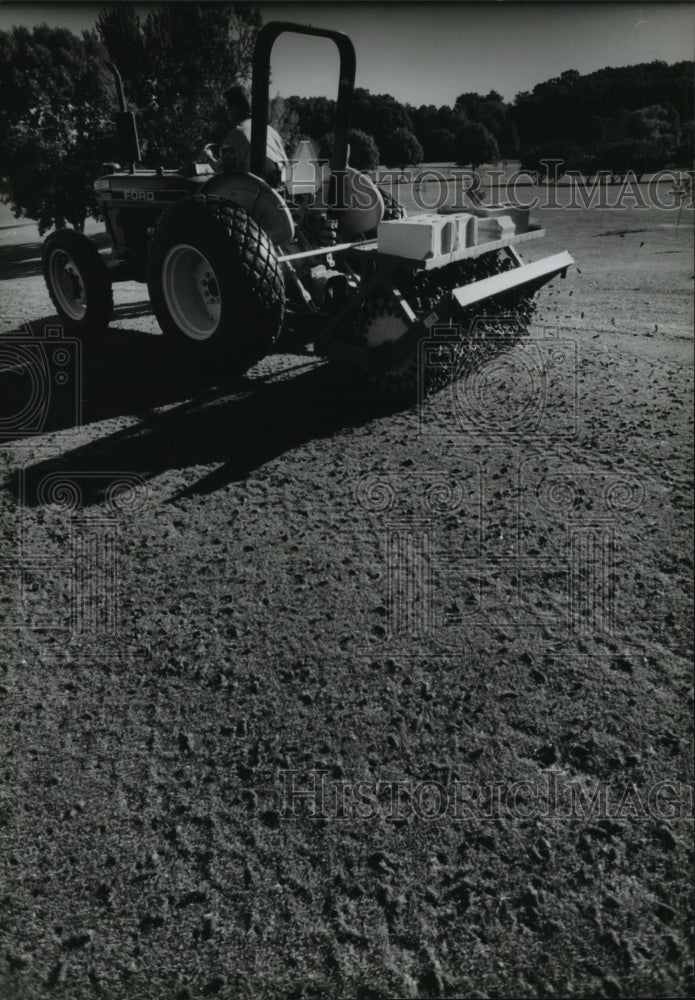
106,62,141,172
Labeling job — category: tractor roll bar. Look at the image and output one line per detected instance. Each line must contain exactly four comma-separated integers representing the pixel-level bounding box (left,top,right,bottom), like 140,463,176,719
251,21,356,176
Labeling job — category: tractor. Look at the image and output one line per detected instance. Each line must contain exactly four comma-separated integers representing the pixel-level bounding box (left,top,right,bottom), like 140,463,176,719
42,21,573,396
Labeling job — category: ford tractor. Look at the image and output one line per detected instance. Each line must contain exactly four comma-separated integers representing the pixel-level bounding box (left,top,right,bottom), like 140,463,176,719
42,21,573,396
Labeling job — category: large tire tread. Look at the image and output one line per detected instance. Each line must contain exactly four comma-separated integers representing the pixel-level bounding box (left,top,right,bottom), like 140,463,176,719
147,195,285,377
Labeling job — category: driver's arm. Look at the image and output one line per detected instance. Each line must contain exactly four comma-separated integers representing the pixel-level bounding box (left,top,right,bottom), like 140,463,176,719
198,143,220,167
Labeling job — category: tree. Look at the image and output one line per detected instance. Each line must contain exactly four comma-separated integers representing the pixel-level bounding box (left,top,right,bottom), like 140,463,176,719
420,127,457,162
0,25,115,232
285,95,336,143
453,89,520,157
513,60,694,155
406,102,467,161
95,3,262,166
321,129,379,171
520,140,585,180
0,5,264,233
496,119,520,158
380,128,424,169
93,4,149,85
675,120,695,167
598,139,665,182
286,89,421,162
455,122,499,169
624,103,679,148
350,88,413,153
455,90,505,132
269,94,300,156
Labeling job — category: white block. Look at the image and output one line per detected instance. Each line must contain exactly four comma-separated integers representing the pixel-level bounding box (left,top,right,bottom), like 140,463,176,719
378,212,477,260
452,213,477,251
476,214,516,243
470,204,529,233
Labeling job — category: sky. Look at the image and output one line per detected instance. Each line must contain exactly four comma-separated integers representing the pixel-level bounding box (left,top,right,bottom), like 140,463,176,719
0,2,693,105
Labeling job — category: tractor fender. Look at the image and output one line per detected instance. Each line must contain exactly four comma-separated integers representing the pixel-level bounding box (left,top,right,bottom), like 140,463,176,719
315,167,385,238
200,171,295,245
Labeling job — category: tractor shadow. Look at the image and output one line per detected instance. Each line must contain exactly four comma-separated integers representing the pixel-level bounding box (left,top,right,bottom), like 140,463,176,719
5,330,407,507
5,304,521,508
1,315,219,437
0,239,45,280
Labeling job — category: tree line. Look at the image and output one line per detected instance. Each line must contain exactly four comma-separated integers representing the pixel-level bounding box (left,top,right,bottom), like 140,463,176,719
281,62,693,180
0,2,692,232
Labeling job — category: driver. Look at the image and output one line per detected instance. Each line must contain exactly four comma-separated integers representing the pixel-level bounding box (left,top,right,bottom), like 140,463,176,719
201,85,288,188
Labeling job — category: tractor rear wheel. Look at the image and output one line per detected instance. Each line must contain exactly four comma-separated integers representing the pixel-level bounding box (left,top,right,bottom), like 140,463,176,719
147,196,285,377
42,229,113,335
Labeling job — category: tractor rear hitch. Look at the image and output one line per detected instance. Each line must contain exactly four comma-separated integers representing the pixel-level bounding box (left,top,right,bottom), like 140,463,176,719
315,247,574,370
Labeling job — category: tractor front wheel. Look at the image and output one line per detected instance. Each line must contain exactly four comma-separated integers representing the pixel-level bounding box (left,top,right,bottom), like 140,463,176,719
147,196,285,378
42,229,113,335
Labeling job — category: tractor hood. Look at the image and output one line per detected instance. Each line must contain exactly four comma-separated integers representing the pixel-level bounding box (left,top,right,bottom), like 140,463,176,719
94,169,211,209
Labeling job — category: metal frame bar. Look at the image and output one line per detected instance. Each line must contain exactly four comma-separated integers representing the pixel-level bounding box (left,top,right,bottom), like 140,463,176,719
251,22,356,177
278,238,372,263
279,227,548,268
452,252,574,309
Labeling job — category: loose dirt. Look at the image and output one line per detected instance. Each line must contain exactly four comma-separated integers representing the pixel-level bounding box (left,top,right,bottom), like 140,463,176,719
0,189,692,998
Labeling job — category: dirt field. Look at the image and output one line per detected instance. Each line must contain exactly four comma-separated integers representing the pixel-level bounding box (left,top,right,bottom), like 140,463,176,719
0,186,693,999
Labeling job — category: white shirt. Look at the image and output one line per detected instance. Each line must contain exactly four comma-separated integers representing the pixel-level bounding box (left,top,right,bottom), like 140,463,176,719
221,119,287,184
